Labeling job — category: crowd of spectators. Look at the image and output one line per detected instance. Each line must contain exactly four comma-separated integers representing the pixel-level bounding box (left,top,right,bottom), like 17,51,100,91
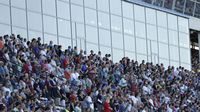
191,49,200,72
0,34,200,112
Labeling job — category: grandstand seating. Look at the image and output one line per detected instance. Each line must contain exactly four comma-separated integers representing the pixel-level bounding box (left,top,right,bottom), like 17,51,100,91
0,34,199,112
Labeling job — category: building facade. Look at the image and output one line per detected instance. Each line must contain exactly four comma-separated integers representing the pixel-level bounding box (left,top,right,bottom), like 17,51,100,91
0,0,191,69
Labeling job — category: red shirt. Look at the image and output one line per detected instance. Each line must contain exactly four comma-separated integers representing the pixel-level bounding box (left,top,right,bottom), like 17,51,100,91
23,63,30,73
104,101,111,112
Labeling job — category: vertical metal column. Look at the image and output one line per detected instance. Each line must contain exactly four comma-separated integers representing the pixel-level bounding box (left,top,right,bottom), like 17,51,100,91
133,4,137,61
177,18,181,66
166,14,171,65
108,0,113,61
121,0,125,57
9,0,13,34
69,0,74,48
183,0,187,14
55,0,59,45
96,0,100,52
155,10,160,64
150,40,153,63
75,22,78,47
25,0,29,40
83,0,87,53
193,2,197,17
144,8,149,62
40,0,45,44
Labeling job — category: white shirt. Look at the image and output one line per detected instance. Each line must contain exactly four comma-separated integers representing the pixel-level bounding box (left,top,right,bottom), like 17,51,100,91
40,50,46,56
129,95,138,105
2,87,11,97
71,72,80,81
143,86,150,95
86,96,94,110
167,105,173,112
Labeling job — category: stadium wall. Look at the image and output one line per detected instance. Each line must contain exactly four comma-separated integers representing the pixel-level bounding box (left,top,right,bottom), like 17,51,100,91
0,0,191,69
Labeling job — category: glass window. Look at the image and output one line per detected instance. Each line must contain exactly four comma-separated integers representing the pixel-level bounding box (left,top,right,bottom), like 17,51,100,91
125,52,135,60
157,11,167,28
169,46,179,61
0,24,10,36
97,0,109,12
0,5,10,24
71,0,83,5
170,61,179,68
44,33,58,44
85,0,96,9
181,63,191,70
27,0,41,12
136,38,147,54
174,0,185,13
58,19,71,37
134,5,145,22
146,8,156,25
111,15,122,32
143,0,153,4
42,0,56,16
159,58,169,67
169,30,178,46
79,38,86,51
164,0,173,9
59,37,71,50
194,3,200,18
135,22,146,38
113,49,123,62
100,46,111,58
73,39,82,51
150,54,159,65
28,12,42,31
180,48,190,64
76,23,85,38
110,0,121,16
98,12,110,29
147,25,157,41
153,0,164,7
123,18,134,35
112,32,123,49
71,5,84,23
168,14,178,30
124,35,135,52
12,8,26,28
60,0,67,4
72,22,85,39
72,40,76,48
85,8,97,26
29,31,42,42
86,26,98,44
158,27,168,43
57,1,70,20
137,54,147,64
122,1,133,19
179,33,189,48
86,43,98,54
11,0,25,9
148,40,158,54
178,17,189,33
12,27,27,39
0,0,9,5
184,0,195,16
99,29,111,46
159,43,169,59
43,15,57,35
